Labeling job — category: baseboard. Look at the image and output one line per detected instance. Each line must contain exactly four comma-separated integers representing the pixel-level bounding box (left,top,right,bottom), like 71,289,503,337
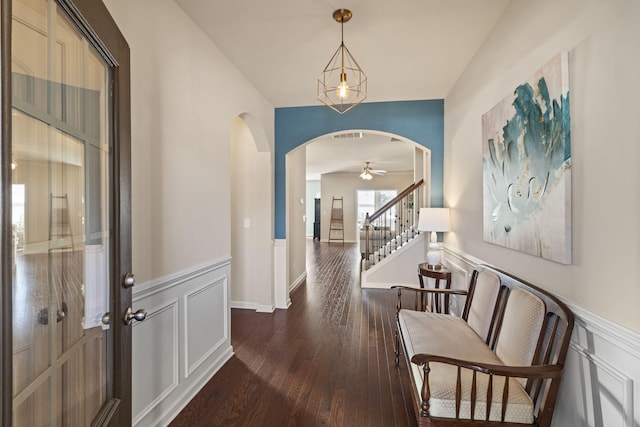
230,301,274,313
290,271,306,293
230,301,256,310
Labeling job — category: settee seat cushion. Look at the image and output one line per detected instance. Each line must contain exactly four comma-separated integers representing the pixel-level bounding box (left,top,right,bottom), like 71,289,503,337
398,310,534,424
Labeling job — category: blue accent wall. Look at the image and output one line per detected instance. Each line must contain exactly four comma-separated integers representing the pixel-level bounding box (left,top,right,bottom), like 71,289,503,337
274,100,444,239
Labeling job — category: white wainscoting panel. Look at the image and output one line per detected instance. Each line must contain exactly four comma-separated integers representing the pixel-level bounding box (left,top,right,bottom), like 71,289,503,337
132,300,179,424
273,239,290,309
184,278,227,377
441,258,469,317
443,247,640,427
132,258,233,427
553,303,640,427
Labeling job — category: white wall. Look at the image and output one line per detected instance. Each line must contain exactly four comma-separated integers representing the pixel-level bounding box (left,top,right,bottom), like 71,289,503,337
230,116,273,312
103,0,275,424
320,172,413,242
305,180,320,237
444,0,640,425
444,0,640,333
104,0,274,284
286,148,307,292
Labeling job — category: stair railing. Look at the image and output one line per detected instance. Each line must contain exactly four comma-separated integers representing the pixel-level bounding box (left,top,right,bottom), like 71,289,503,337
362,179,425,268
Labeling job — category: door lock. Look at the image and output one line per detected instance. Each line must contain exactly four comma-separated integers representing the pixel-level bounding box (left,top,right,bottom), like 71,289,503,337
123,307,147,325
123,272,136,288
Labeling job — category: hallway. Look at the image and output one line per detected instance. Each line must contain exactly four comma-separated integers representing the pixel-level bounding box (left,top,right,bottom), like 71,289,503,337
170,240,418,426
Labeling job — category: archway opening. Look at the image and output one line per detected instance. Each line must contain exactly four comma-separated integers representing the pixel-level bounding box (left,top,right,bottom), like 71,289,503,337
230,114,274,312
284,129,431,299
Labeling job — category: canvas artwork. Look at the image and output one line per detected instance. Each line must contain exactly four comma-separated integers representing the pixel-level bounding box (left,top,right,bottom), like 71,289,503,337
482,52,571,264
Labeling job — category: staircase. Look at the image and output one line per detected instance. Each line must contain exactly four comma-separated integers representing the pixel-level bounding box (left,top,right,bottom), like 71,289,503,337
360,179,425,271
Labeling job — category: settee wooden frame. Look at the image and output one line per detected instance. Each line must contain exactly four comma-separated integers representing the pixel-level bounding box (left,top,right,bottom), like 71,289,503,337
393,265,574,427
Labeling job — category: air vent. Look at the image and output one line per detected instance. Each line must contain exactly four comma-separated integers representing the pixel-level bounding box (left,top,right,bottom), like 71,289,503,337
332,132,364,139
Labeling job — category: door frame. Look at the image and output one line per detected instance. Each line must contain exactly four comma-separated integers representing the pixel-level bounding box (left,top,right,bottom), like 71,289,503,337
0,0,132,425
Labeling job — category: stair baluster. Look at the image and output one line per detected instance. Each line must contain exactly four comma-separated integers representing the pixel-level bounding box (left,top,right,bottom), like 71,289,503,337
362,179,425,271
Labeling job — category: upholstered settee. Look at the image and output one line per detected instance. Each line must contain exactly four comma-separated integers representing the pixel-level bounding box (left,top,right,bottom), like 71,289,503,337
392,265,574,426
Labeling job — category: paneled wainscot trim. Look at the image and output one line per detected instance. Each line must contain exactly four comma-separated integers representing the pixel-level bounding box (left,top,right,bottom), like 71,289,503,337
443,247,640,427
132,258,233,427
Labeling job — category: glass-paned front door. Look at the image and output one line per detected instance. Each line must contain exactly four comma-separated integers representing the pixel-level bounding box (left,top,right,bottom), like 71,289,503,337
11,0,112,425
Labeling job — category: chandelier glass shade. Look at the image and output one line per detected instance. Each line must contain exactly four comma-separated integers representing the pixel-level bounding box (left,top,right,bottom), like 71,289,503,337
360,170,373,180
318,9,367,114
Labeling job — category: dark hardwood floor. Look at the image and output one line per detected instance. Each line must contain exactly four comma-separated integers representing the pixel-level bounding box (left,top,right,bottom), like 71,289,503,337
170,240,418,427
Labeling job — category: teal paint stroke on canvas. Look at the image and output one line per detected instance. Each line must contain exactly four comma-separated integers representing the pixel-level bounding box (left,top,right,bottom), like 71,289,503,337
482,52,571,264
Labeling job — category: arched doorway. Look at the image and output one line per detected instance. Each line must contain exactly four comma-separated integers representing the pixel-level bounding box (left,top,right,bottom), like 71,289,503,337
230,114,275,312
274,100,444,308
284,130,431,303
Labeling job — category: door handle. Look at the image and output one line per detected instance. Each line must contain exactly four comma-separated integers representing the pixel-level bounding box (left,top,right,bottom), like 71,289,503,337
123,307,147,325
38,302,67,325
101,312,111,325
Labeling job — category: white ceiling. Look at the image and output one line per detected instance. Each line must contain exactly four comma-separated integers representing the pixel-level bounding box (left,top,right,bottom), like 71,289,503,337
174,0,511,178
305,131,416,180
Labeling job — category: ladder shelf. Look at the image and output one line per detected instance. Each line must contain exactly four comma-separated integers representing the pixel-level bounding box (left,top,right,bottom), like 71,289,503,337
328,197,344,245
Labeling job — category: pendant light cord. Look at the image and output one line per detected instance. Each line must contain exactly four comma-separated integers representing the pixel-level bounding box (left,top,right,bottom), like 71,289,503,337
340,18,345,71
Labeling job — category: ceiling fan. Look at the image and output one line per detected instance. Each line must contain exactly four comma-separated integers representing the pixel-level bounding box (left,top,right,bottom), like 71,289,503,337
359,162,387,180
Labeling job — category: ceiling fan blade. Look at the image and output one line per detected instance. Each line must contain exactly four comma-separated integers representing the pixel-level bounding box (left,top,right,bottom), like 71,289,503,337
371,169,387,175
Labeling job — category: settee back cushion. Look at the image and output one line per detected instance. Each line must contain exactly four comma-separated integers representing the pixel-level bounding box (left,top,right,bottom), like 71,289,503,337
467,270,501,341
496,287,545,369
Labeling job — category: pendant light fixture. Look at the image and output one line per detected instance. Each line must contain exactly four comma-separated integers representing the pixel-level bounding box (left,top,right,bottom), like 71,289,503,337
318,9,367,114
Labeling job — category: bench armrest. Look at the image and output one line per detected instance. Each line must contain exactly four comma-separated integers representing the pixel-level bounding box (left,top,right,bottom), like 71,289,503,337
391,285,468,313
410,353,563,380
409,353,563,422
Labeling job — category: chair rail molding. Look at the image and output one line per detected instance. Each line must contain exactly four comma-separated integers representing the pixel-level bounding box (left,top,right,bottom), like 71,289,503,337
132,257,231,301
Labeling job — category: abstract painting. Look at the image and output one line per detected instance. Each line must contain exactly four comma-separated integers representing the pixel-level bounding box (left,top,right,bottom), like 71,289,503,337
482,52,571,264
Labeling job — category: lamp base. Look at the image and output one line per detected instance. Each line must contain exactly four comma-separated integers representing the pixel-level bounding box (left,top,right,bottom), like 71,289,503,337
426,239,441,267
426,263,443,270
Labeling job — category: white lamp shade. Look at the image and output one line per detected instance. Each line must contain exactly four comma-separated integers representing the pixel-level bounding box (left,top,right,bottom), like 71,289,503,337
418,208,451,232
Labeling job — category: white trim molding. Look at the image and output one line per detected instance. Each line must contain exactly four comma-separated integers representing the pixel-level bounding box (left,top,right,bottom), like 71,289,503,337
132,260,233,427
442,246,640,427
183,277,229,378
133,257,231,301
132,300,180,425
230,300,276,313
273,239,291,309
290,271,306,293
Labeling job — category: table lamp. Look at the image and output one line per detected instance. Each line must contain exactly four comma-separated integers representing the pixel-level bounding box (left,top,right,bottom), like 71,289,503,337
418,207,451,269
